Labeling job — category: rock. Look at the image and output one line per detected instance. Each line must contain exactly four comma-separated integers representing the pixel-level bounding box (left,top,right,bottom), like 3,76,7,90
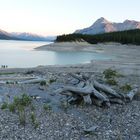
0,95,4,103
84,125,98,134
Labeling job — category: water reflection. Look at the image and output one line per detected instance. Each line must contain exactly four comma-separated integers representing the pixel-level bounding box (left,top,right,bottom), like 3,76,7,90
0,40,112,68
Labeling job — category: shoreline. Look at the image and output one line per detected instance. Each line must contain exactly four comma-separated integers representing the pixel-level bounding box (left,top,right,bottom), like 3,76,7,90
35,41,140,62
24,41,140,76
0,62,140,140
0,42,140,139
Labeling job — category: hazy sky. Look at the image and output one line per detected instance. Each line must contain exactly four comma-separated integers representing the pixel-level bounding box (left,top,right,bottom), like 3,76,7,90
0,0,140,36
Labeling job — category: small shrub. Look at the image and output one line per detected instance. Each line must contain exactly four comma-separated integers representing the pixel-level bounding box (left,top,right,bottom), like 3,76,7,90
49,79,56,84
25,70,34,74
1,94,40,127
121,84,132,92
30,104,35,111
34,121,39,129
12,94,31,125
106,79,118,85
30,112,39,128
40,80,47,86
8,103,16,112
15,104,26,125
31,112,36,124
1,102,8,110
14,94,32,107
18,108,26,125
20,94,32,106
103,68,118,79
60,101,69,110
43,104,52,111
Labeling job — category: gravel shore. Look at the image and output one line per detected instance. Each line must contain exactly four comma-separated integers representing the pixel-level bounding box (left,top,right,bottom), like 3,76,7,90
0,98,140,140
0,42,140,140
0,66,140,140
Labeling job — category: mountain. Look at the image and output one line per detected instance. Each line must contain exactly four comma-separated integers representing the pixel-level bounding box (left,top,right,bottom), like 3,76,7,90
0,29,56,41
11,32,56,41
75,17,140,35
0,29,18,40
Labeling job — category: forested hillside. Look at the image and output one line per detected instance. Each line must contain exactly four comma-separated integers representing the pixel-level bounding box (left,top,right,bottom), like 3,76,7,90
56,29,140,45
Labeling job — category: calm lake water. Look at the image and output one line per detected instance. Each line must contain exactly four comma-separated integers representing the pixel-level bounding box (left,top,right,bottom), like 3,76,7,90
0,40,111,68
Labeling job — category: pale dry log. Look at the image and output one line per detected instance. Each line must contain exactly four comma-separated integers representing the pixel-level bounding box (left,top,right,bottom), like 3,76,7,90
69,73,120,99
84,125,98,134
93,80,121,98
67,96,78,103
18,78,45,84
56,83,109,102
56,85,93,96
0,76,36,80
126,87,139,101
67,96,83,104
55,89,73,96
69,73,85,82
56,73,138,106
83,95,92,105
91,85,109,102
0,79,44,84
77,81,86,88
110,98,124,104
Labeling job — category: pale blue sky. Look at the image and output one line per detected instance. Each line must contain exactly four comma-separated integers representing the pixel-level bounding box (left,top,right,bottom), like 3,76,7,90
0,0,140,36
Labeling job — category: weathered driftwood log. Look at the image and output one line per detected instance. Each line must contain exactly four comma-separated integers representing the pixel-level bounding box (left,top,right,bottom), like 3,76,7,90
56,85,92,96
0,76,36,80
69,73,85,82
0,76,45,84
0,79,44,84
77,81,86,88
83,95,92,105
69,73,120,98
126,87,139,101
57,84,109,102
84,125,98,134
110,98,124,105
56,73,138,106
91,85,109,102
18,78,45,84
93,80,121,98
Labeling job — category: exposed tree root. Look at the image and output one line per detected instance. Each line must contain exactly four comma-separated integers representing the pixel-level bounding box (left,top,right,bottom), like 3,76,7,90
56,73,139,106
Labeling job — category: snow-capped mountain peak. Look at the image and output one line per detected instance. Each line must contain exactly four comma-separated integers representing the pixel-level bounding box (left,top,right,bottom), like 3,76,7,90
93,17,110,25
75,17,140,35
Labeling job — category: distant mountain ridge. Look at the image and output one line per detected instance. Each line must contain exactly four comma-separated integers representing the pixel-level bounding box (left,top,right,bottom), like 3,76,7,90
0,29,56,41
11,32,56,41
75,17,140,35
0,29,18,40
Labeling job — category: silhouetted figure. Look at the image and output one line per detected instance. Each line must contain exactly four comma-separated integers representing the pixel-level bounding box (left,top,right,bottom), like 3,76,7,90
1,65,8,69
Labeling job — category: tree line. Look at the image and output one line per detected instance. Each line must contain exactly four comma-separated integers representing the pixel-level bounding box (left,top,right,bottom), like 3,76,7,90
56,29,140,45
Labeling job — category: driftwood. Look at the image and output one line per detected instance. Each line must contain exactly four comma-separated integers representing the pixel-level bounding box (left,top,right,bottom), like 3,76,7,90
0,76,36,80
0,76,45,84
93,80,121,98
56,73,139,107
126,87,139,101
18,78,45,84
84,125,98,134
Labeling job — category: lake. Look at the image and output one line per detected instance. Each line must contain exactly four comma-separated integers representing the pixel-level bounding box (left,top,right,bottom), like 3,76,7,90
0,40,111,68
